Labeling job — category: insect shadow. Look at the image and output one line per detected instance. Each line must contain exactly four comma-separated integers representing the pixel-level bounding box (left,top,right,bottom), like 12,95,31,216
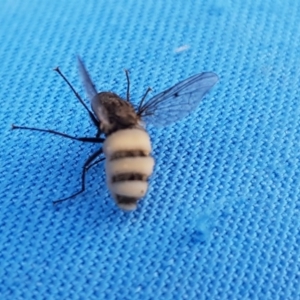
12,57,218,211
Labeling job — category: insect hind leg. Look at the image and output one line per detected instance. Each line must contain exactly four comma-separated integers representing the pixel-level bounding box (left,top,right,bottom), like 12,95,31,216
53,148,104,204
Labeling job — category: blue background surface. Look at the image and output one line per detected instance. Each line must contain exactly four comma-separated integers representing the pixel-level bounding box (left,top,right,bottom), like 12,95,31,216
1,0,300,299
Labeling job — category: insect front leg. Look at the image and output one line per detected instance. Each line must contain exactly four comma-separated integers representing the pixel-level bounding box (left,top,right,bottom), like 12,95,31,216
11,125,104,143
53,147,104,204
53,66,100,130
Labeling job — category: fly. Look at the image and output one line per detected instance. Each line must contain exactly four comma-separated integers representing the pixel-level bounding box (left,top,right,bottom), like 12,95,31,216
12,57,218,211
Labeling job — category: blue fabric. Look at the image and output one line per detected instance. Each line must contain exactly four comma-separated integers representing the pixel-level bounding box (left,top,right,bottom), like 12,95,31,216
1,0,299,299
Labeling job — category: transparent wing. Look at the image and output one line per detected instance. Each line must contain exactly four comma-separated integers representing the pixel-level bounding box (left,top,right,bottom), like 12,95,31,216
77,56,98,100
138,72,219,127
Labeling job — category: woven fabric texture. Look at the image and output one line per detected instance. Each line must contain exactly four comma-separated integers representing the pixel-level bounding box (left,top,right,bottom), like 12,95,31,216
1,0,299,299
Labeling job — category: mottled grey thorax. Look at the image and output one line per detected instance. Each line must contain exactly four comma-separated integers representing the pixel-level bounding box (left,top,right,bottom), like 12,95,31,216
92,92,140,135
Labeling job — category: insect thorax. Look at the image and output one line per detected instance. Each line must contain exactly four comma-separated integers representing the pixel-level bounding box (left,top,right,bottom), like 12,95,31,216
92,92,140,135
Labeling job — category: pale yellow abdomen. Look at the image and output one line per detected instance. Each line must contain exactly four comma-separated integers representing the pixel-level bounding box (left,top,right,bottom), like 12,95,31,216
103,128,154,211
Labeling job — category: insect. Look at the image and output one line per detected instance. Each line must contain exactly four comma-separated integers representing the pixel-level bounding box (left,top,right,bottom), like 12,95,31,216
12,57,218,211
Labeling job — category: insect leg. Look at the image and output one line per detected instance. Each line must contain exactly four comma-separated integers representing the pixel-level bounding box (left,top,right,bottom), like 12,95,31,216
124,69,130,102
96,128,102,138
12,124,104,143
138,87,152,112
53,148,103,204
53,67,99,127
86,157,105,171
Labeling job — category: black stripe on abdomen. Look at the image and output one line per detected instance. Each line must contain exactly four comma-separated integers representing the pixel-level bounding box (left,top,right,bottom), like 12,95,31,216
110,150,148,160
107,150,152,206
115,195,139,205
111,173,147,183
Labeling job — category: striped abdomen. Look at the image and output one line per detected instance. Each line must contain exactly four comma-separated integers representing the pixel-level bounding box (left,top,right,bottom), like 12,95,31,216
103,128,155,211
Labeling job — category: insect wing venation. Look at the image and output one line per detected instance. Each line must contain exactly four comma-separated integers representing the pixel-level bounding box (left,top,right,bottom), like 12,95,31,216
140,72,219,127
77,56,98,100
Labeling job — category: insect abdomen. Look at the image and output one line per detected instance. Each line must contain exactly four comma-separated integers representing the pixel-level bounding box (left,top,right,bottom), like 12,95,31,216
103,128,154,211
